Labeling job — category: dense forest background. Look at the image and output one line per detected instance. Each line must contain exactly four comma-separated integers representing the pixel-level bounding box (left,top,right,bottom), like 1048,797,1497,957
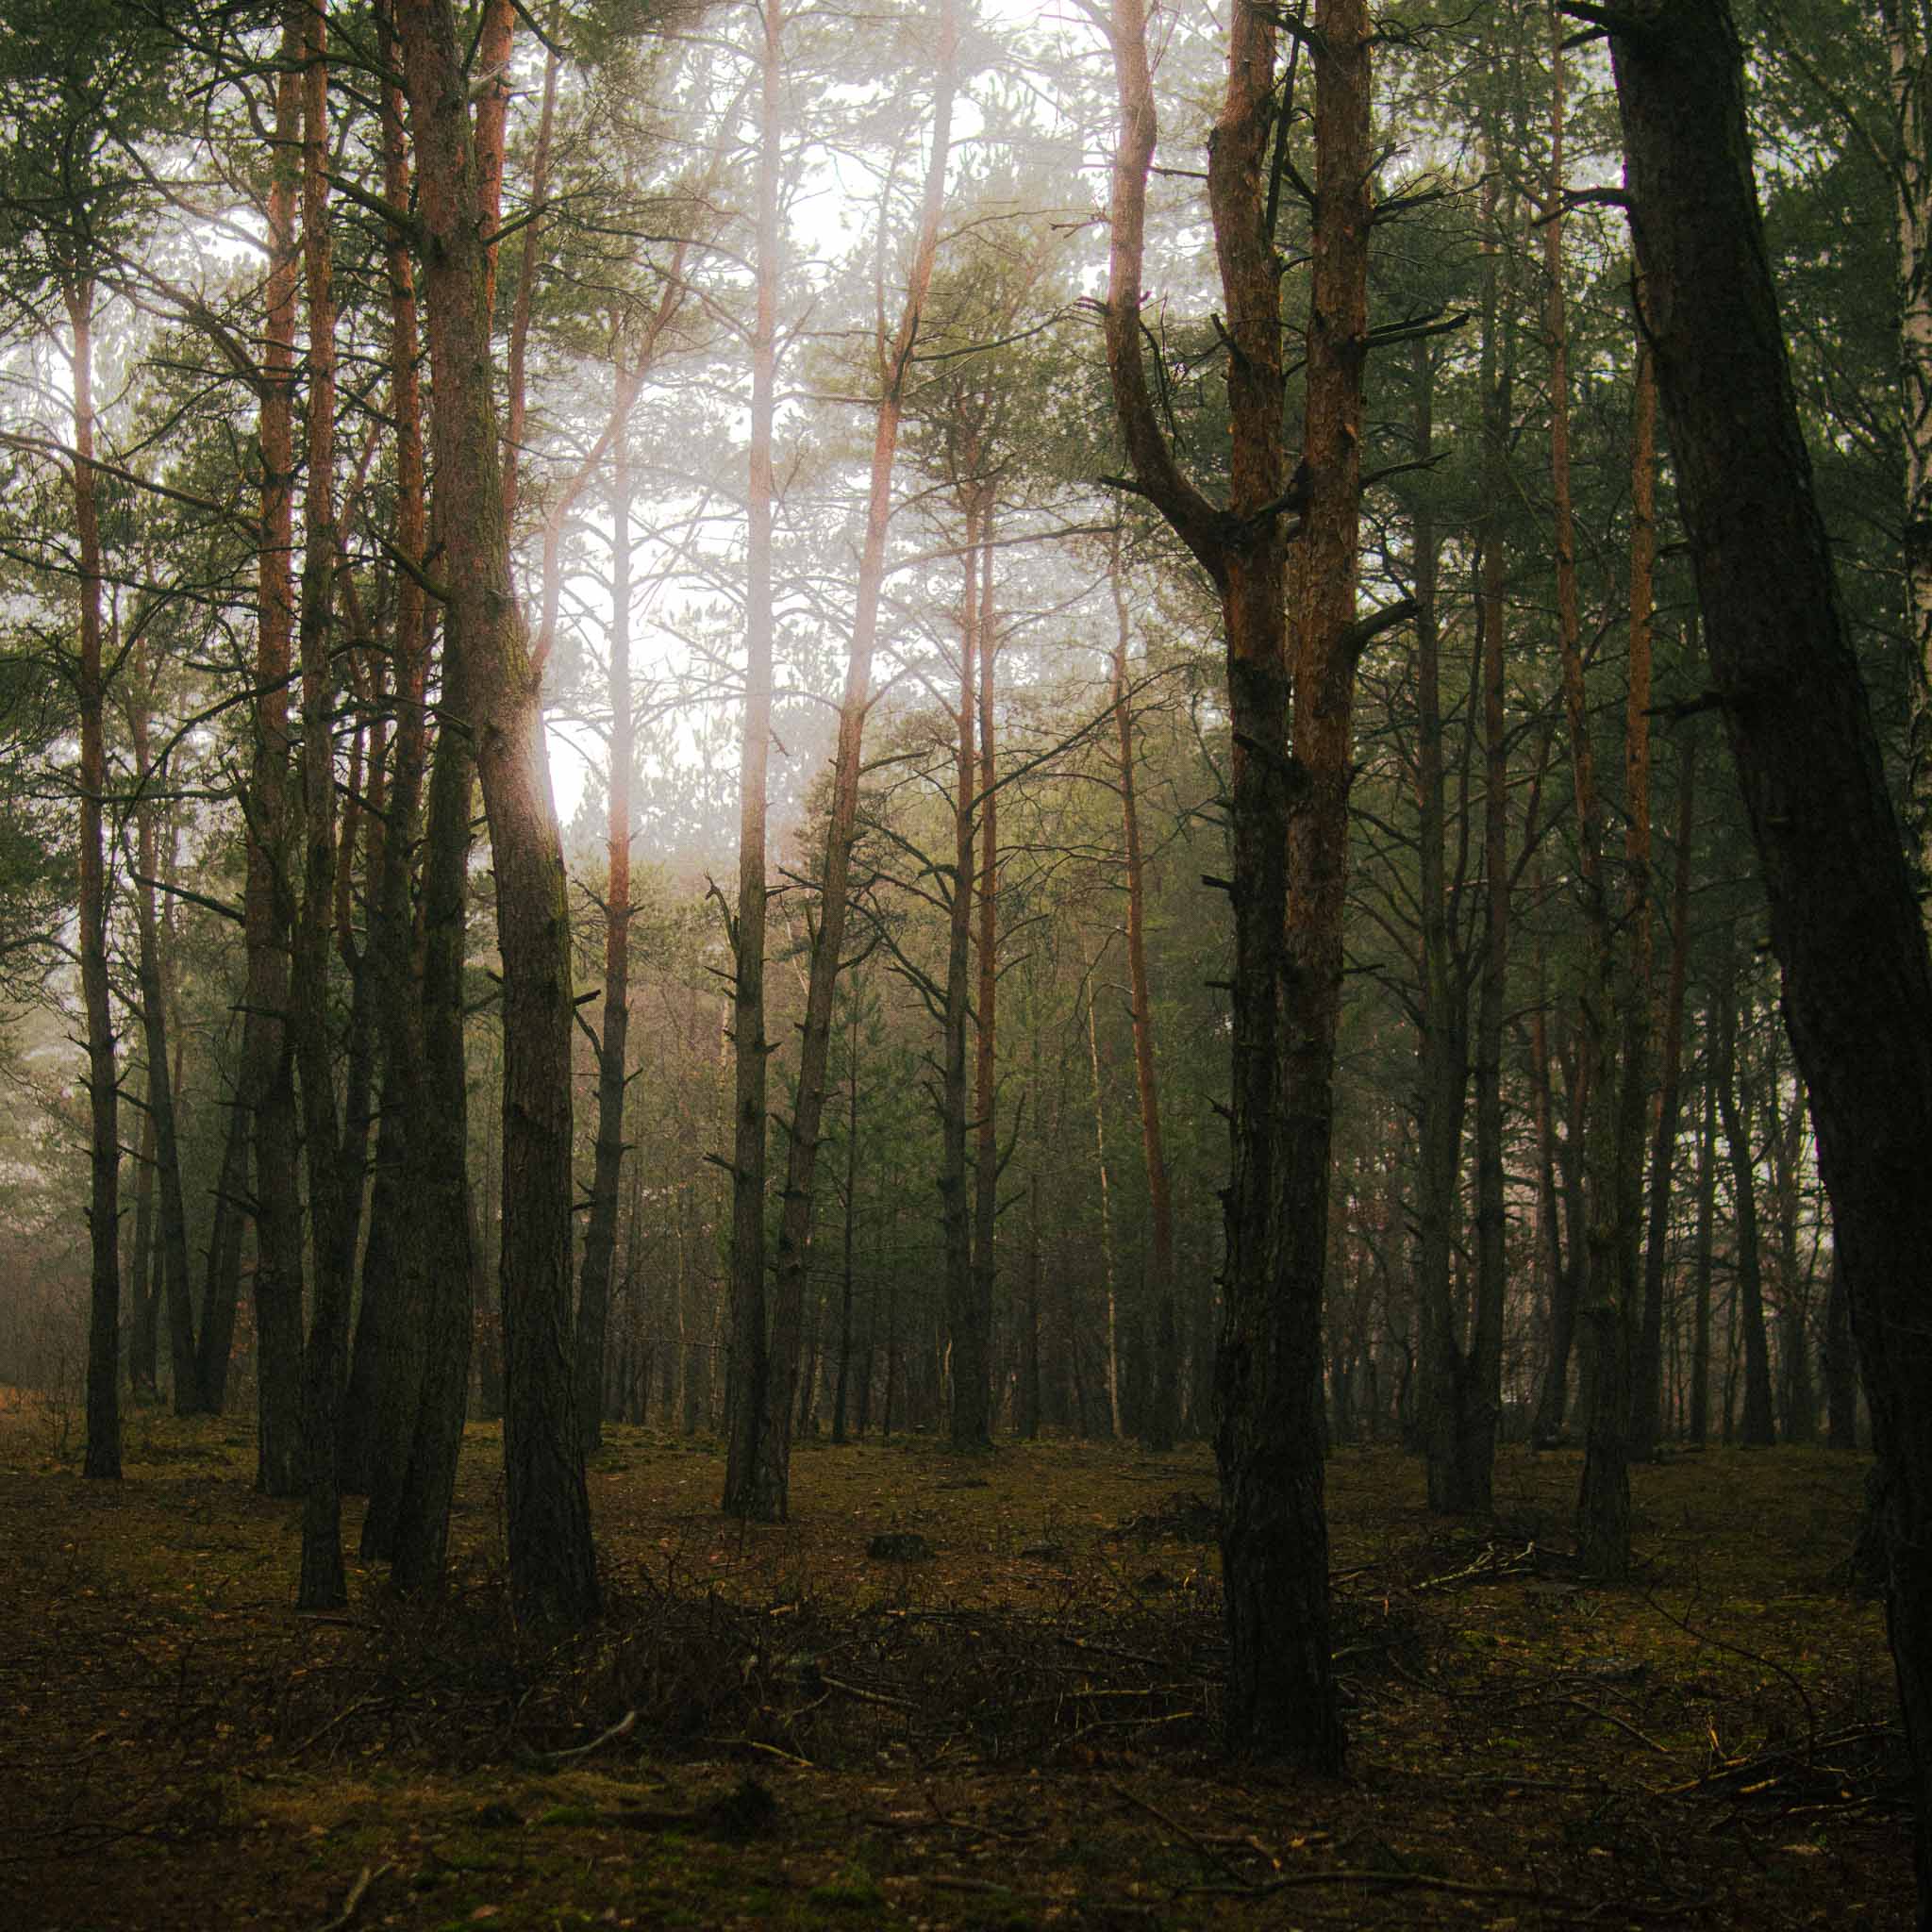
0,0,1882,1490
10,0,1932,1918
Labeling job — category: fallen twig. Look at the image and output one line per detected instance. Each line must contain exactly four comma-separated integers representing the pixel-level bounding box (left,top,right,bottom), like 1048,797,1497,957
314,1860,390,1932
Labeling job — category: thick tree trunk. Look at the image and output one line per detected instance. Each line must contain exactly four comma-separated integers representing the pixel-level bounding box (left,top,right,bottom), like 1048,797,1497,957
766,0,957,1504
68,279,120,1483
1886,0,1932,860
397,0,596,1626
1824,1249,1857,1450
1601,8,1932,1909
1100,0,1361,1765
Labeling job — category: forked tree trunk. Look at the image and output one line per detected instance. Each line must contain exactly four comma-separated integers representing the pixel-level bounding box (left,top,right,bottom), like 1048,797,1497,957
1598,8,1932,1906
397,0,596,1626
1100,0,1369,1765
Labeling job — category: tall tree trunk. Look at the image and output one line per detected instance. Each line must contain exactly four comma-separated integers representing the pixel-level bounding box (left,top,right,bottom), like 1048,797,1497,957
1886,0,1932,863
1547,24,1629,1574
1601,7,1932,1907
831,996,860,1446
127,673,196,1426
1633,728,1696,1457
1470,158,1515,1505
67,277,120,1482
244,31,306,1497
1108,535,1177,1452
1100,0,1369,1765
293,0,354,1610
766,0,957,1505
970,497,999,1447
1824,1248,1857,1450
1715,965,1775,1446
1085,976,1121,1437
724,0,782,1517
1689,1057,1717,1446
397,0,597,1626
1411,341,1479,1514
576,425,636,1457
940,491,986,1451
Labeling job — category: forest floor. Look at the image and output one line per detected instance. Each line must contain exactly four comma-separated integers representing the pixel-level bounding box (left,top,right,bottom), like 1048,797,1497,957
0,1395,1909,1932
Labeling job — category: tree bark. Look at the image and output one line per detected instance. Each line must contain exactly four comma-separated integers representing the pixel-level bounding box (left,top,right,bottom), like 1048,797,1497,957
1099,0,1360,1765
970,498,1000,1448
397,0,597,1626
1599,6,1932,1907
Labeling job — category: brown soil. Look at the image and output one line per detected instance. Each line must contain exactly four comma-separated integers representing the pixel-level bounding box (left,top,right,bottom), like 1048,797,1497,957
0,1403,1908,1930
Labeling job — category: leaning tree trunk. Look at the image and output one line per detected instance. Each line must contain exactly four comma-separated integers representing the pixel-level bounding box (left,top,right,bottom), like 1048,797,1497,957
1599,4,1932,1911
397,0,596,1626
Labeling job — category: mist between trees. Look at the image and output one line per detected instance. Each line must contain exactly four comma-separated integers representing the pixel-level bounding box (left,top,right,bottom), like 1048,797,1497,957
2,0,1930,1920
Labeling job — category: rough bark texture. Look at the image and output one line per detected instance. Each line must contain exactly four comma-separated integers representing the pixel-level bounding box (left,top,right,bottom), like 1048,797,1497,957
1602,2,1932,1910
1887,0,1932,860
1100,0,1356,1766
397,0,596,1626
970,504,1000,1450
